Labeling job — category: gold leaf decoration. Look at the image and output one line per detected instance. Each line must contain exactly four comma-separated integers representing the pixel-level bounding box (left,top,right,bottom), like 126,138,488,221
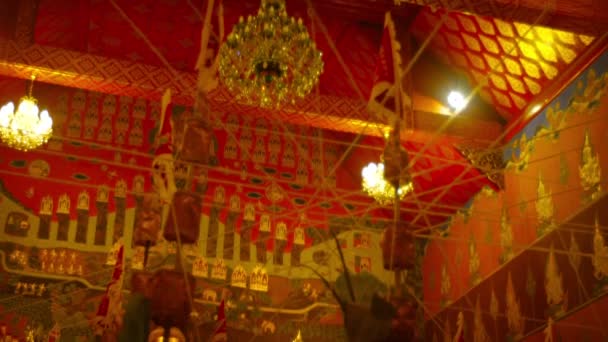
579,131,602,201
455,145,505,189
524,77,541,94
522,62,541,79
492,89,512,108
593,214,608,280
506,272,524,337
476,17,495,35
457,14,477,33
489,288,499,320
503,57,522,75
545,244,565,308
443,317,452,342
526,267,536,299
490,74,508,90
539,61,558,79
474,295,490,342
469,236,481,286
535,172,555,236
568,233,581,273
500,210,514,264
480,35,500,54
441,265,451,306
463,33,481,51
506,74,526,94
510,93,526,109
494,19,514,37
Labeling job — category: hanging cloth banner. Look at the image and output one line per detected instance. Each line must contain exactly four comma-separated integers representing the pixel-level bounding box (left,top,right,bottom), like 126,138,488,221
92,241,125,335
367,12,404,124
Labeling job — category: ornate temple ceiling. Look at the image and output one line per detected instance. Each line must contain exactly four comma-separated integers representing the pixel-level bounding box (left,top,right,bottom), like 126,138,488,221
0,0,605,230
410,8,596,120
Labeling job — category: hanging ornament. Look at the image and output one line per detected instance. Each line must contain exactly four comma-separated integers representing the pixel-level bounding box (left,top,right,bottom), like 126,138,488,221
380,222,415,271
164,191,202,244
382,123,413,191
176,115,214,165
149,269,196,337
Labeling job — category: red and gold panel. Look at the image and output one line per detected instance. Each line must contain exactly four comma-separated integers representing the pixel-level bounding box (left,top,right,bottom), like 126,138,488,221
422,49,608,338
33,0,381,99
410,8,595,120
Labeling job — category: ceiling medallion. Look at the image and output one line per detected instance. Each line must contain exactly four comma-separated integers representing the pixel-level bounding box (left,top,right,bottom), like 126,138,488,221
266,181,285,203
219,0,324,108
0,76,53,152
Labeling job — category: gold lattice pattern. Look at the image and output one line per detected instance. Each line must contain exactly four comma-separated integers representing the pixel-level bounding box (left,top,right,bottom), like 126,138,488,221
412,9,595,119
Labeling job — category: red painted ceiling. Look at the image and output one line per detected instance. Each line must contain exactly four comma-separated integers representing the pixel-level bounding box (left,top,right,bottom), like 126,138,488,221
0,0,600,231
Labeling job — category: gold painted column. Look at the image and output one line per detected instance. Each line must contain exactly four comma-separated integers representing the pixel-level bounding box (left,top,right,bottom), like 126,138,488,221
224,195,241,260
207,186,225,258
75,191,90,244
291,226,305,266
55,194,70,241
206,206,221,258
257,214,271,264
38,196,53,239
273,221,287,265
240,203,255,262
112,180,127,242
95,186,109,246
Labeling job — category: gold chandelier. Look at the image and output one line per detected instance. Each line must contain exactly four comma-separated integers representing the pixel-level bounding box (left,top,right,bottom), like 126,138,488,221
362,162,413,206
0,76,53,152
219,0,324,108
361,125,414,205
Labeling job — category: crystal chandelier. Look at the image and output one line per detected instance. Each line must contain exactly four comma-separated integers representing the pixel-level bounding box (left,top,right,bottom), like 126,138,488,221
361,123,414,205
362,162,413,206
0,76,53,151
219,0,324,108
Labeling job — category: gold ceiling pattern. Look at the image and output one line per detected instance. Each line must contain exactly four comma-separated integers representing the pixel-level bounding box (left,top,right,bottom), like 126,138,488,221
412,9,595,119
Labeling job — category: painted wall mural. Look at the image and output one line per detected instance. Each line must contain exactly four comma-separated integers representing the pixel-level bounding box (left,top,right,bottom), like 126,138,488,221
422,49,608,340
0,76,398,340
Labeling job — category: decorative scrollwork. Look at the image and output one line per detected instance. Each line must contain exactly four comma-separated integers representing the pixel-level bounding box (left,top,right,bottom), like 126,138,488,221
456,145,505,189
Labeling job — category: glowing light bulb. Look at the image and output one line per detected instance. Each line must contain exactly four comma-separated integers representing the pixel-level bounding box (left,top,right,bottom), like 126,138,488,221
0,102,14,127
36,110,52,134
447,91,467,112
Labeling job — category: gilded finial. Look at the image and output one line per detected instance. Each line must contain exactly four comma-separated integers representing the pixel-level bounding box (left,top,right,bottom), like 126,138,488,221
293,330,303,342
593,210,608,280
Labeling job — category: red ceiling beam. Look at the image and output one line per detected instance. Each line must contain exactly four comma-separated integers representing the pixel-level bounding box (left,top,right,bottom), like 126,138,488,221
0,38,502,146
395,0,608,36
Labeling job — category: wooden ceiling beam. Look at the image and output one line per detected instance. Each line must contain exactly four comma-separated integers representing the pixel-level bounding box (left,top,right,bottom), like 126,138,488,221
394,0,607,36
0,38,501,146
